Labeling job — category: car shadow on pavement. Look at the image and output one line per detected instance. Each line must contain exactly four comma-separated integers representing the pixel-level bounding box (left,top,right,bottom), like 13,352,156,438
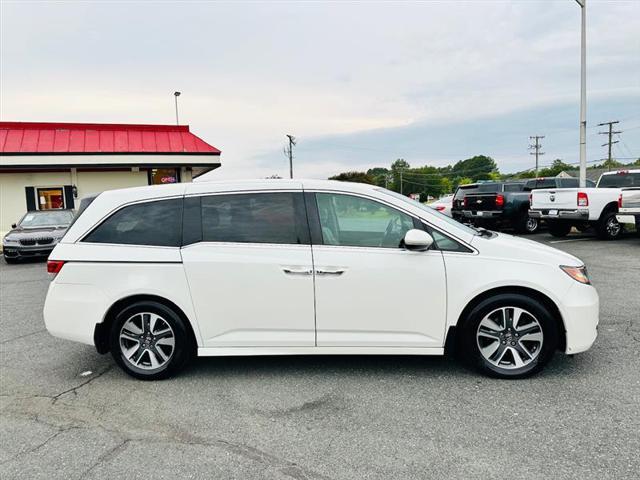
179,350,592,382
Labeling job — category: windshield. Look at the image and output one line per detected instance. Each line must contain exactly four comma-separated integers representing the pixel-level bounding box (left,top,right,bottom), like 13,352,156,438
18,210,74,228
378,188,478,236
597,172,640,188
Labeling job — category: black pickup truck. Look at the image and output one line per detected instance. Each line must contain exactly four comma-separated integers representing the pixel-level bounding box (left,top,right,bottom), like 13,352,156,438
451,177,593,234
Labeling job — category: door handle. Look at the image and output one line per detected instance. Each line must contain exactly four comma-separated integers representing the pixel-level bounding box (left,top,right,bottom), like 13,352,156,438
282,266,313,276
315,267,346,276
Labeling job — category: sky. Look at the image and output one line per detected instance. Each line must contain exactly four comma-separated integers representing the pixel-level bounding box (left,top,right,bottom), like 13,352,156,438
1,0,639,181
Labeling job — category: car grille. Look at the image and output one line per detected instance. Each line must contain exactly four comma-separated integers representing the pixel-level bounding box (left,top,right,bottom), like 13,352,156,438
19,237,54,246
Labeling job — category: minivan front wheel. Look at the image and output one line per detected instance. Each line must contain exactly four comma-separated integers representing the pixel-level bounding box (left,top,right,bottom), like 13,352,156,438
109,301,194,380
460,294,558,379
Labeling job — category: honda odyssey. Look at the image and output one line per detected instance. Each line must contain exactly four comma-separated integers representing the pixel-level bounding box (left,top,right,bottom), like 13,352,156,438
43,180,599,380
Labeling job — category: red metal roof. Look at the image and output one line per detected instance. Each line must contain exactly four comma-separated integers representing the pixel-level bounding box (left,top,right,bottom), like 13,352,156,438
0,122,221,155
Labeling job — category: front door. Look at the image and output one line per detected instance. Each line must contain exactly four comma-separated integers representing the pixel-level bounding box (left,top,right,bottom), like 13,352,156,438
311,192,447,348
181,191,316,347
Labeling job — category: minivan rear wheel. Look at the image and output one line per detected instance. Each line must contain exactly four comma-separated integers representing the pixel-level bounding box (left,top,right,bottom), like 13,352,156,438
460,293,559,379
109,301,194,380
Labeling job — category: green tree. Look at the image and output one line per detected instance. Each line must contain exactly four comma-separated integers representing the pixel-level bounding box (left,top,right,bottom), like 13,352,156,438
451,155,497,181
366,167,391,187
328,171,375,184
390,159,411,192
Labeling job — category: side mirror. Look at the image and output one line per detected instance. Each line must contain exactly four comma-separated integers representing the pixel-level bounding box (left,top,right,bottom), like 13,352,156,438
11,223,17,229
403,229,434,251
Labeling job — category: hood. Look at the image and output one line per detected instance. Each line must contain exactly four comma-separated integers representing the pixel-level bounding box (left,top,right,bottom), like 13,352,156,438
471,232,584,267
4,226,68,240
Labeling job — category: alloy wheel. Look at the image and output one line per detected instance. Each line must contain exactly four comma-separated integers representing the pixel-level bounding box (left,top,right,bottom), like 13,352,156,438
476,306,543,370
606,217,621,237
119,312,175,370
526,217,539,233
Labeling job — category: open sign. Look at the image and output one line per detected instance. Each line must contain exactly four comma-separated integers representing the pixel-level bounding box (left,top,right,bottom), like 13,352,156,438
161,176,177,183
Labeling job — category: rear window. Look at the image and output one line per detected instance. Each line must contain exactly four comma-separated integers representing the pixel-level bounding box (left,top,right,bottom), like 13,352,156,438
454,183,503,199
597,172,640,188
524,178,558,191
83,198,183,247
503,183,524,192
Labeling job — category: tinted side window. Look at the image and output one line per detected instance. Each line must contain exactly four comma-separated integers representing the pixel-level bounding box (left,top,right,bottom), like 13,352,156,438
316,193,414,248
427,227,473,253
201,192,307,244
84,198,183,247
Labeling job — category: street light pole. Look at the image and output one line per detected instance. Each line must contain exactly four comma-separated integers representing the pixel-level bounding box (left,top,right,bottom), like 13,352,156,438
174,91,181,125
575,0,587,187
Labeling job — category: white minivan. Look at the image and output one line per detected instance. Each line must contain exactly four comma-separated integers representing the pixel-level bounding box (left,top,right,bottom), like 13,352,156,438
44,180,599,380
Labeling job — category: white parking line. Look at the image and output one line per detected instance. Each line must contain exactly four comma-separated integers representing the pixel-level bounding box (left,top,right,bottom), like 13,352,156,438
549,238,592,244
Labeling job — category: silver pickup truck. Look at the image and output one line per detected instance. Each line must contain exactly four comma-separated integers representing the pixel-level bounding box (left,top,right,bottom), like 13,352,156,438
616,188,640,233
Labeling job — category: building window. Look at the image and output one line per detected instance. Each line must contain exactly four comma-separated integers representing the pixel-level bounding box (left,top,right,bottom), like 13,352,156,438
37,187,65,210
149,168,180,185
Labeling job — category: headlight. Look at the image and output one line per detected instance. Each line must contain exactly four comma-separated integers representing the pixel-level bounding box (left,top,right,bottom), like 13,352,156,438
2,237,19,245
560,265,590,285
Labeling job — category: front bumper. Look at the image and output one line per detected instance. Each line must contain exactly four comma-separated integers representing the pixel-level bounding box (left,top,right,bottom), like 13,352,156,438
560,282,599,355
2,244,55,259
529,209,589,221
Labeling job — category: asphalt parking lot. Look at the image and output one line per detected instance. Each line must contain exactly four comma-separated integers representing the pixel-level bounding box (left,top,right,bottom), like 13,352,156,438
1,232,639,480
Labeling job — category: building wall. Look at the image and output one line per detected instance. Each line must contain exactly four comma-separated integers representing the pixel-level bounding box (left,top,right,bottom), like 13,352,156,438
75,170,148,199
0,170,148,240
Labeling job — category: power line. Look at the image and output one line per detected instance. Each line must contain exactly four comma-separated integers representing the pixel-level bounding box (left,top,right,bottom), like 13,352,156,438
598,121,622,171
528,135,545,176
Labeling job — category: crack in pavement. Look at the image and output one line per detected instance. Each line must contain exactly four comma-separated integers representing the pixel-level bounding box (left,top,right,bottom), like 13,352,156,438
1,398,334,480
0,329,46,345
51,365,114,404
78,439,131,480
0,425,80,466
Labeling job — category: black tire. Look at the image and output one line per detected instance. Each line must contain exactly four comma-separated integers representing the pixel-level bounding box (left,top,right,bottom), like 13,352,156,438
514,213,539,234
595,210,623,240
3,255,19,264
547,221,572,238
109,301,195,380
458,293,559,379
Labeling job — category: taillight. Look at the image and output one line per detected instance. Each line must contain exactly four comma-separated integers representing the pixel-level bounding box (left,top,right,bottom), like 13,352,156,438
463,197,468,208
577,191,589,207
435,205,445,211
495,194,505,207
47,260,65,275
618,193,623,208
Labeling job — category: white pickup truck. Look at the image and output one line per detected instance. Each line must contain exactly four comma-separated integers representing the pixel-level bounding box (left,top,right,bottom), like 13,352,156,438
529,169,640,240
616,187,640,233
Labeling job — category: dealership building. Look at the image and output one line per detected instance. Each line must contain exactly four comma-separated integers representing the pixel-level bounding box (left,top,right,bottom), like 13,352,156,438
0,121,221,238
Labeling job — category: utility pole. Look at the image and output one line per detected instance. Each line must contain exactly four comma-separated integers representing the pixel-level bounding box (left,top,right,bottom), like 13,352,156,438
598,121,621,170
529,136,545,176
285,135,296,179
574,0,587,187
400,168,403,195
173,91,181,125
